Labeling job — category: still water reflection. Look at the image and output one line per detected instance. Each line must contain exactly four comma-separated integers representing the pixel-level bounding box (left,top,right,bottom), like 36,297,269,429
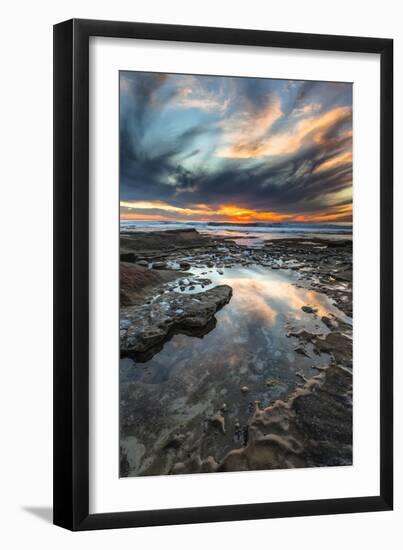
120,265,351,475
121,265,349,387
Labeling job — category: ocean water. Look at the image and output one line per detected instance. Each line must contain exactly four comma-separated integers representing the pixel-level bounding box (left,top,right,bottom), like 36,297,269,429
120,220,352,242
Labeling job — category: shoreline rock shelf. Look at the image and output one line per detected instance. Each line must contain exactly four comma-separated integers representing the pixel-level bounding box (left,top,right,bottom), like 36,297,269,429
119,228,353,476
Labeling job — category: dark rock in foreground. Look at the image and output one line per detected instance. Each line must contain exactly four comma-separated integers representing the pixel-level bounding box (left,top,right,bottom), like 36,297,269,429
120,285,233,359
287,326,352,368
314,332,352,367
218,363,352,472
301,305,318,314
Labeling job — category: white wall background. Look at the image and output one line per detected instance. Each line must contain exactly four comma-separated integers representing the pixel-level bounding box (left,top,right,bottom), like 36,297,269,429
0,0,400,547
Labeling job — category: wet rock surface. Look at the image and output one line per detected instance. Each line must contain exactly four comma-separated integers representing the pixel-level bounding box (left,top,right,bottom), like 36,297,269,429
218,364,352,471
121,285,233,361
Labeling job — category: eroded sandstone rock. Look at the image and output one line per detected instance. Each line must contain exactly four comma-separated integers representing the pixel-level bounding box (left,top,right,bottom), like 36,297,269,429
218,364,352,472
120,285,233,359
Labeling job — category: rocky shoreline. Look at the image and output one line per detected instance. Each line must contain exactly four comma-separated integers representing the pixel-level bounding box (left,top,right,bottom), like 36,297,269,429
119,228,353,476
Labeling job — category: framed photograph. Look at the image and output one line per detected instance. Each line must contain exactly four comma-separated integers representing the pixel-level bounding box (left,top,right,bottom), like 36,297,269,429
53,19,393,530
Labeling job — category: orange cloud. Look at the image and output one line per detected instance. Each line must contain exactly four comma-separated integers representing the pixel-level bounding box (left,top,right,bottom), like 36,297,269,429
216,204,293,222
120,200,208,216
314,151,352,173
294,203,352,223
120,213,171,222
217,105,352,159
217,95,283,158
120,200,352,224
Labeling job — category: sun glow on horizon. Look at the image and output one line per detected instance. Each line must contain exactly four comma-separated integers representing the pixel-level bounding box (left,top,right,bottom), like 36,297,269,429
120,200,352,224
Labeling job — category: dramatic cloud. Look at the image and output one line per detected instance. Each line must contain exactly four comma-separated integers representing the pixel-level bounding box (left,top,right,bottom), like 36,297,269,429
217,105,351,159
217,94,283,158
120,71,352,223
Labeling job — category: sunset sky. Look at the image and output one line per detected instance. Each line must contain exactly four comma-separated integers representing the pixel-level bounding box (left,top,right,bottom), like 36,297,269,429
120,71,352,224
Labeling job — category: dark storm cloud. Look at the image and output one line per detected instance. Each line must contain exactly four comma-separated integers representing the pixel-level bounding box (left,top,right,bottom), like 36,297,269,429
174,146,352,214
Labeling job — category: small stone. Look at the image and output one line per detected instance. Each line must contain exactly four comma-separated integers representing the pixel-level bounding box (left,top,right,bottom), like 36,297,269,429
136,260,148,267
164,433,185,449
322,315,337,329
301,305,318,314
152,261,167,269
241,386,249,394
209,414,225,434
266,378,281,388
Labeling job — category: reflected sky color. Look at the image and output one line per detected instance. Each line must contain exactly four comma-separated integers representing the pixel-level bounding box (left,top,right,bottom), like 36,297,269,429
121,266,350,388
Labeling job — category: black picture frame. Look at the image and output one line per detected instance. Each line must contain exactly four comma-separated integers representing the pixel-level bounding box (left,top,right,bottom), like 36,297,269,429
53,18,393,531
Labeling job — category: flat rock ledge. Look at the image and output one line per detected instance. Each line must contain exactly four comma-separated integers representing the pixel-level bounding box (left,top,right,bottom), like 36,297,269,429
167,363,352,475
120,284,233,359
218,363,352,472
